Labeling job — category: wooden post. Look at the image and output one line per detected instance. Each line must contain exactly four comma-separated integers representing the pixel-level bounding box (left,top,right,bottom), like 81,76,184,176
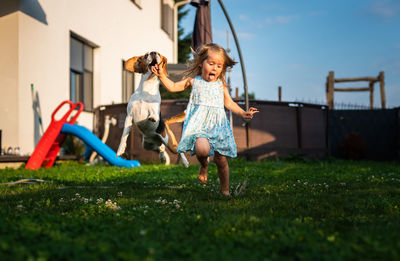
369,81,374,109
326,71,334,109
379,71,386,109
235,87,239,100
296,106,302,150
278,86,282,102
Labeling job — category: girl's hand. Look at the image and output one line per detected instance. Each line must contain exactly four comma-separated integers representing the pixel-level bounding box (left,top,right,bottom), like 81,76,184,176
151,64,164,77
242,107,259,120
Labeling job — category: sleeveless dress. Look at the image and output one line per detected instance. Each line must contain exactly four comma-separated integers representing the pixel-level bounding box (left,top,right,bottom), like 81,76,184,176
177,76,237,157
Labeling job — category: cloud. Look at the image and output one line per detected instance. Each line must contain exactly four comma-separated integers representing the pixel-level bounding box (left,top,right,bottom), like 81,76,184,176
237,32,256,40
364,0,400,21
265,14,300,25
238,14,249,21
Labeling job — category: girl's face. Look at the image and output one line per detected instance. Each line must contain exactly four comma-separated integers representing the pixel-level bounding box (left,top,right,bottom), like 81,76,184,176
200,51,224,82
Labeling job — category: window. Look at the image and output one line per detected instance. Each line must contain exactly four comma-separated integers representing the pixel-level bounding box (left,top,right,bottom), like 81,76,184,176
122,60,135,103
70,34,95,111
161,0,174,39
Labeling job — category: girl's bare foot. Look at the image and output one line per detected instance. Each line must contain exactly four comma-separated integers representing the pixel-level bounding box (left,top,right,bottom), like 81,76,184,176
220,190,230,196
198,166,208,183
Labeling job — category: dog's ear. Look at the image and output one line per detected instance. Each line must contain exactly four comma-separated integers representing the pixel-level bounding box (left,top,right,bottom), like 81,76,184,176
125,56,140,72
160,55,168,76
125,56,147,73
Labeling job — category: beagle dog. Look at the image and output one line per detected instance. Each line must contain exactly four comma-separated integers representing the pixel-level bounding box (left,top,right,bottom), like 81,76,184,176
117,51,189,167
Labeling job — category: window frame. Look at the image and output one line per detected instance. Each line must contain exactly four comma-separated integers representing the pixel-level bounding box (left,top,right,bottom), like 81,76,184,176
160,0,174,39
122,60,135,103
69,32,97,112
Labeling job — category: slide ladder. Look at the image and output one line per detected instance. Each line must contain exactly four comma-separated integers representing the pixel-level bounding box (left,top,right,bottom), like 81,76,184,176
26,101,82,170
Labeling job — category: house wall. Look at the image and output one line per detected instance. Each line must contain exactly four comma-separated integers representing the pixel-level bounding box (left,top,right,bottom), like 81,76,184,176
0,0,175,155
0,13,19,150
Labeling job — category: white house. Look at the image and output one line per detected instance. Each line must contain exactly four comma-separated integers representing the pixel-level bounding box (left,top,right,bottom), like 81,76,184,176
0,0,184,155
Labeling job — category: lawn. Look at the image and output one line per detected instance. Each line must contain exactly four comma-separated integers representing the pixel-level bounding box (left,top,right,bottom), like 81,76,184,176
0,158,399,260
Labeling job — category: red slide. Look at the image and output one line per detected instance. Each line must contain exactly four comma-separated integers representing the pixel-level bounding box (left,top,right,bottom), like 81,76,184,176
26,101,83,170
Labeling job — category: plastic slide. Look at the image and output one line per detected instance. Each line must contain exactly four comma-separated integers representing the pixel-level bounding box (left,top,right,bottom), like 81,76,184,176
42,102,83,168
26,101,83,170
61,123,140,168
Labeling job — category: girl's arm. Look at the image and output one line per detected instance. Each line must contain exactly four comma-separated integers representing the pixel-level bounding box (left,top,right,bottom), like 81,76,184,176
223,82,259,120
152,64,193,92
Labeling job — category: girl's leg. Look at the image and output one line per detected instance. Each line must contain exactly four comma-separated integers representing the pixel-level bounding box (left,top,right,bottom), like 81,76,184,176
214,151,230,195
195,138,210,183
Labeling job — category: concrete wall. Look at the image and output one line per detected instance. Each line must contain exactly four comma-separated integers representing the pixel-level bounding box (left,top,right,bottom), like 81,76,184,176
0,12,19,150
0,0,175,154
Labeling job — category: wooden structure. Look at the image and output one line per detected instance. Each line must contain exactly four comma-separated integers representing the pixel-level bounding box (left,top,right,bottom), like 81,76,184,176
326,71,386,109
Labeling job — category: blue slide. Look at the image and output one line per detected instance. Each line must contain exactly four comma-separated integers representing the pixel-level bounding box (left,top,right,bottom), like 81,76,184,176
61,123,140,168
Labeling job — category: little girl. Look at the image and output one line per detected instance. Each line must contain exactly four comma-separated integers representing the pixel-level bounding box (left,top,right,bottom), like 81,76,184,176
152,43,258,195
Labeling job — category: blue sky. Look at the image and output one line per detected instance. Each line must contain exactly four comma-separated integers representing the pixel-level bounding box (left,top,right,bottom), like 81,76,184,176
180,0,400,108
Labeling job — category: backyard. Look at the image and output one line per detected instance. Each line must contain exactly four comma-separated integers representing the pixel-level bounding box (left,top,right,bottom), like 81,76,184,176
0,158,399,260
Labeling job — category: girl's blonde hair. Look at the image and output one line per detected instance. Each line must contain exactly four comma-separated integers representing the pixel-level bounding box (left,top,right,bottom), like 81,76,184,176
184,43,237,80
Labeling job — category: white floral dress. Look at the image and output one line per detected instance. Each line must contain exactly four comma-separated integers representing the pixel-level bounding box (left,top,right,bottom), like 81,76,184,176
177,76,237,157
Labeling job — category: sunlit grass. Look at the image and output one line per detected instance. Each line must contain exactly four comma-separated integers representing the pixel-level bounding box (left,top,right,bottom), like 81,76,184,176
0,158,399,260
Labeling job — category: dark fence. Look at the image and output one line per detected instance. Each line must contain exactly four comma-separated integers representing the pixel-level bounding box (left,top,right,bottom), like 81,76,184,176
93,100,328,164
328,108,400,161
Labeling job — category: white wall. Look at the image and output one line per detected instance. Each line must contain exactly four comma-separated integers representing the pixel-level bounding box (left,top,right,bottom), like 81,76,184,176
0,13,19,151
0,0,175,154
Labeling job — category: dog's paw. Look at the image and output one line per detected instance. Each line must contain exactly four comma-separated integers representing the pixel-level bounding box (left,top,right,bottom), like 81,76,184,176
159,151,170,165
159,151,166,164
179,153,189,168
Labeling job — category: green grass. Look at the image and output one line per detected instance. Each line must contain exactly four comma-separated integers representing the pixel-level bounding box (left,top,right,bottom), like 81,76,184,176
0,159,399,260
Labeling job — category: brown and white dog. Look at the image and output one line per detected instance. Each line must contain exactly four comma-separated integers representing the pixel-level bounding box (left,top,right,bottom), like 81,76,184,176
116,51,189,167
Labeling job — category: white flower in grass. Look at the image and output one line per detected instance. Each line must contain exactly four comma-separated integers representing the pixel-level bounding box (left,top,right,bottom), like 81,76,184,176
105,199,121,211
97,198,104,204
59,198,65,203
16,204,24,211
118,192,123,197
75,193,81,198
140,229,147,236
83,198,89,204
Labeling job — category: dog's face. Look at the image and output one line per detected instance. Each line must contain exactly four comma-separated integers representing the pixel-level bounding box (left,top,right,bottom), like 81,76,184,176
125,51,167,75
